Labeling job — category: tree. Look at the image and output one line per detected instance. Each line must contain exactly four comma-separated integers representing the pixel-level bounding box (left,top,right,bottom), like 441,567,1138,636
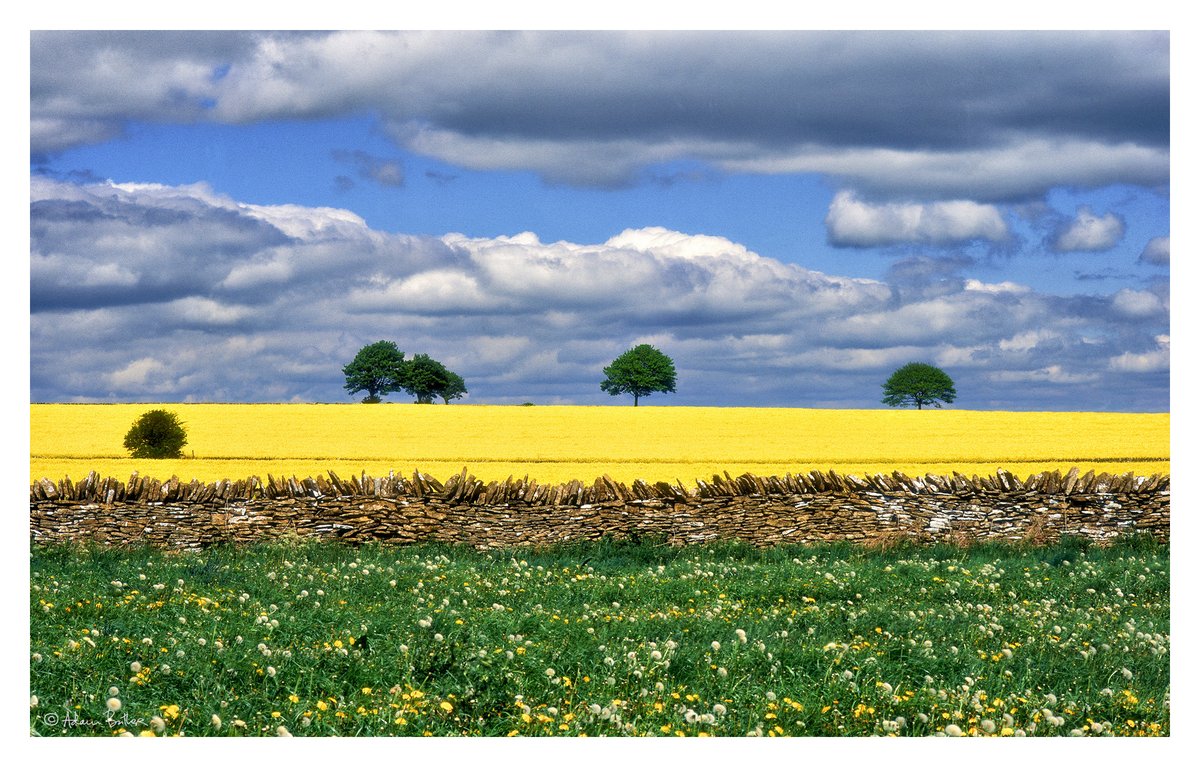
882,362,957,410
123,409,188,458
600,344,677,406
402,353,467,404
439,371,468,404
343,341,407,403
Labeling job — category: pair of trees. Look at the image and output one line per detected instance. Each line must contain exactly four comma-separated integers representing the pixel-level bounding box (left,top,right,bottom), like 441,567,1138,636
343,341,466,404
598,347,957,410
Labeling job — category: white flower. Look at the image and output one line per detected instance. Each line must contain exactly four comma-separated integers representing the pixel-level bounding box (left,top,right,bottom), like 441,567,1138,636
713,704,727,716
106,698,122,712
433,633,444,643
211,714,222,729
267,666,277,677
276,725,292,737
944,724,963,736
150,716,166,734
545,668,556,677
717,667,728,678
108,686,120,697
735,629,747,643
711,641,721,652
29,695,38,708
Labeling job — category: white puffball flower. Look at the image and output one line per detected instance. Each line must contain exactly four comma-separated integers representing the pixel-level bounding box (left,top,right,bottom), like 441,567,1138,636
130,661,142,673
711,641,721,652
211,714,222,729
108,686,120,697
106,698,122,712
150,716,166,734
944,724,963,737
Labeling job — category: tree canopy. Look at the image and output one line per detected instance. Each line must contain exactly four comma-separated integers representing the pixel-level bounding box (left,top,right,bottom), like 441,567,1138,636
342,340,407,403
600,344,677,406
123,409,188,458
343,342,467,403
881,362,957,409
403,353,468,404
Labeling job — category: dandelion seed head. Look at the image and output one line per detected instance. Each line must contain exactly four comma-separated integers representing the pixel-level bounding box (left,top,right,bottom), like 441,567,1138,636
106,698,122,712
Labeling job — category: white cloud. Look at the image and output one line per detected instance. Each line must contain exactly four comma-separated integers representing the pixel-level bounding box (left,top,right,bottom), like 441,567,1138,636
1051,207,1125,252
988,365,1100,385
825,192,1008,247
1139,236,1169,266
1109,335,1169,373
107,357,170,391
29,179,1169,409
963,279,1032,295
1111,288,1166,318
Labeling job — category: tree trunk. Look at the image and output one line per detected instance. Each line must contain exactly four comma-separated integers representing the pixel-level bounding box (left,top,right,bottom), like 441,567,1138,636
634,393,639,407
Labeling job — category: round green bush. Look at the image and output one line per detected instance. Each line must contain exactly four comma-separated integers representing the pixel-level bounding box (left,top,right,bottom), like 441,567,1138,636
123,409,188,458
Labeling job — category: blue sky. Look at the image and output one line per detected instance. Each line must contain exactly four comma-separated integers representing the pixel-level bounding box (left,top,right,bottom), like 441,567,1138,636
27,28,1173,410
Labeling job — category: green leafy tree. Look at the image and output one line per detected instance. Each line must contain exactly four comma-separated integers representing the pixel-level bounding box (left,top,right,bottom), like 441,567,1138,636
882,362,957,409
403,353,467,404
123,409,188,458
343,341,407,403
439,371,468,404
600,344,677,406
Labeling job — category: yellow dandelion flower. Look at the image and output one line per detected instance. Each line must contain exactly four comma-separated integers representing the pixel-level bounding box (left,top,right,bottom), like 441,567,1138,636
440,701,454,713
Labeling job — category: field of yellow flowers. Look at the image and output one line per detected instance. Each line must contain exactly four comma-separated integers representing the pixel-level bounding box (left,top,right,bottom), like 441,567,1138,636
30,536,1169,737
30,403,1168,487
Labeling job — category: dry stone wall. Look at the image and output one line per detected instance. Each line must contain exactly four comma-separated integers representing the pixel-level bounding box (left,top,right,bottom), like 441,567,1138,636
30,468,1169,550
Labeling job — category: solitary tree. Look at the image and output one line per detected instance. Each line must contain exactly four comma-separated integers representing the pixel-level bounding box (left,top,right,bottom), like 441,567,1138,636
600,344,677,406
402,353,468,404
882,362,957,409
123,409,188,458
343,341,407,403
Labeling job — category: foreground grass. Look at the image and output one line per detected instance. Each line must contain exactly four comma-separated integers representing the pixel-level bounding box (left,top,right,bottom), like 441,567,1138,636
30,403,1169,485
30,537,1168,737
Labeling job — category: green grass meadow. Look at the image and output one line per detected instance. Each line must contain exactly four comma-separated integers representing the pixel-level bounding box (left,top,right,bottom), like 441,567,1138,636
30,537,1168,737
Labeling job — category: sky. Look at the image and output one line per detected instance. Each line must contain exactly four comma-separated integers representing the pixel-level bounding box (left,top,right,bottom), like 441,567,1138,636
26,26,1175,411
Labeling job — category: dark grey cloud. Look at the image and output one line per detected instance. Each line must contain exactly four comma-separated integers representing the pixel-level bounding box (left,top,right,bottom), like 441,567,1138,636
29,178,1168,410
332,149,405,187
31,31,1168,200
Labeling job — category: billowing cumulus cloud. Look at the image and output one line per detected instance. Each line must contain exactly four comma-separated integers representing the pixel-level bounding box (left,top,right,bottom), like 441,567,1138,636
29,178,1169,410
30,31,1168,200
1050,207,1126,253
825,192,1008,248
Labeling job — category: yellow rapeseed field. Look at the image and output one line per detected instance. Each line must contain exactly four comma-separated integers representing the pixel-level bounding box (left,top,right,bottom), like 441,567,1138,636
30,403,1168,487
